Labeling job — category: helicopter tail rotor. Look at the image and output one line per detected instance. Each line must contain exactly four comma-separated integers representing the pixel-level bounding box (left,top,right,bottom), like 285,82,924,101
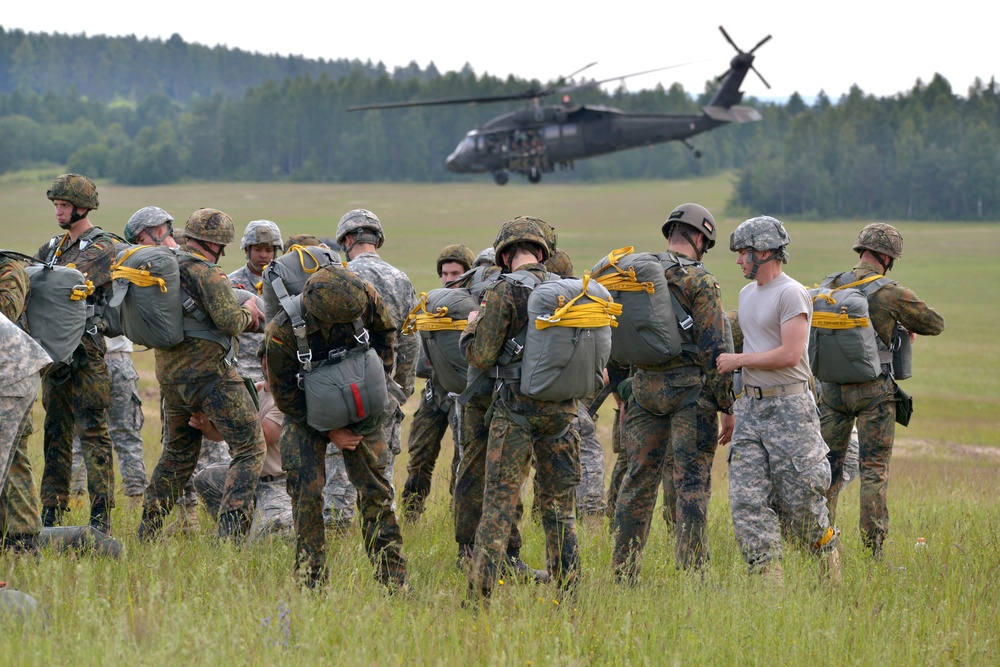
716,26,772,90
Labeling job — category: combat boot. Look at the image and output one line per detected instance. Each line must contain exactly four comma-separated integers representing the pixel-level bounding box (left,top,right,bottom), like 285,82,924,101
504,548,550,584
89,495,112,536
760,559,784,589
164,503,200,536
41,506,61,528
0,533,40,556
820,546,842,584
217,510,250,542
137,509,166,542
456,543,474,571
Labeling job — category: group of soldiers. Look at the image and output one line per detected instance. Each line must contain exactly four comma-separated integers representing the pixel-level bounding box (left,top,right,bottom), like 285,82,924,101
0,173,944,602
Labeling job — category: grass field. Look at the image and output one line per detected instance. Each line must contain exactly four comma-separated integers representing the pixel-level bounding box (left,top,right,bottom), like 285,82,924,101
1,175,998,664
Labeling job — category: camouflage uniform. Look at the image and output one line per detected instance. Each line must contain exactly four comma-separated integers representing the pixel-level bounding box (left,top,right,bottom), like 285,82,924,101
612,252,733,575
574,402,607,516
70,336,147,498
228,263,267,385
324,251,417,519
463,262,581,598
34,228,117,529
401,378,461,519
820,260,944,556
141,243,264,536
265,266,406,587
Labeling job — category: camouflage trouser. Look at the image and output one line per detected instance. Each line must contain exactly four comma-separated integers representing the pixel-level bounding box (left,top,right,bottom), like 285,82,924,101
469,402,580,597
282,420,406,586
145,377,264,523
402,387,461,518
454,394,523,552
574,405,607,516
71,353,147,497
41,341,115,511
177,437,231,508
820,376,896,556
612,368,706,576
729,392,835,570
323,404,400,524
0,382,41,538
193,462,293,541
606,406,625,518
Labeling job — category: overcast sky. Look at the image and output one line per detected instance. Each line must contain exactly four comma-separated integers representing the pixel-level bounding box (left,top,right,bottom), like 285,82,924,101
4,1,994,101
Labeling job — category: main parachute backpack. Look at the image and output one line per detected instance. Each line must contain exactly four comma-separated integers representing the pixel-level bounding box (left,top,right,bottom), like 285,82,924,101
591,247,699,366
23,263,91,366
403,287,479,394
808,273,892,384
261,244,342,322
107,245,185,348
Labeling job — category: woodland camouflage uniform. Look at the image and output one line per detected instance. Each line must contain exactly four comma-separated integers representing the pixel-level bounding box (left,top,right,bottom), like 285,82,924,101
34,226,117,532
611,251,734,576
140,212,265,540
820,226,944,557
463,237,581,600
265,265,406,588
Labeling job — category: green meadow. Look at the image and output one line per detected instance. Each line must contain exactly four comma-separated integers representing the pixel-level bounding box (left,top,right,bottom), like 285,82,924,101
0,174,997,664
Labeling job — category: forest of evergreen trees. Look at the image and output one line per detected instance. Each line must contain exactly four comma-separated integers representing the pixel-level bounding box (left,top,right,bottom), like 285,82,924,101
1,26,997,220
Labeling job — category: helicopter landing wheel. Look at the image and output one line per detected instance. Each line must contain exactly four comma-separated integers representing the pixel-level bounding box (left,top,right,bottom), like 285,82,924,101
528,167,542,184
493,171,509,185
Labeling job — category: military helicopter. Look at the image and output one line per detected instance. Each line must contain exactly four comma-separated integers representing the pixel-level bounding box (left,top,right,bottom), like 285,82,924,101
348,27,771,185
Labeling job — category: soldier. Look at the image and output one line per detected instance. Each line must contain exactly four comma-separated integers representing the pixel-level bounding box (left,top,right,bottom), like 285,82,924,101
717,215,840,583
34,174,116,534
819,223,944,558
401,244,474,520
462,216,580,603
137,208,266,542
0,252,49,553
473,247,495,268
229,219,283,384
265,264,407,589
323,209,417,526
612,204,735,578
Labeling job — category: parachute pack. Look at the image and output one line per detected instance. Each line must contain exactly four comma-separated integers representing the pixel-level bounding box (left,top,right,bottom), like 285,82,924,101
261,244,342,322
479,270,620,403
591,247,700,366
808,273,893,384
403,287,480,394
23,263,92,366
266,263,389,432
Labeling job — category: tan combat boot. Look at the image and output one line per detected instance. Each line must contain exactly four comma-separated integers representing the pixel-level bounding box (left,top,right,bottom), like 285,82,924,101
164,504,200,536
820,546,842,583
761,560,784,589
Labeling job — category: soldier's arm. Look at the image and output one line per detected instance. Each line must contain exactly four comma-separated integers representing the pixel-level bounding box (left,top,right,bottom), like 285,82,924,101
890,284,945,336
0,260,29,321
265,320,307,422
392,317,419,397
72,237,115,290
462,288,510,370
365,284,397,374
194,263,254,337
688,274,734,410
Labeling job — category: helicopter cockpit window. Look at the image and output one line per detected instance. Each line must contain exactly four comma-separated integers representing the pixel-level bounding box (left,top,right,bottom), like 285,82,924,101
544,125,561,141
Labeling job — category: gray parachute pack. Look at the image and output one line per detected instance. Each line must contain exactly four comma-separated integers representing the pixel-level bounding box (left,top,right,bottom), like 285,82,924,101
23,263,90,366
260,244,342,322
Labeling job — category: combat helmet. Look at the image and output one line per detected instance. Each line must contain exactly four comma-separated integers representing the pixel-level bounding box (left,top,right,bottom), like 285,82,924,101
284,234,323,252
336,209,384,250
493,216,552,270
301,264,369,324
124,206,174,244
436,244,475,276
662,203,717,255
241,220,284,252
183,208,235,246
729,215,791,280
854,223,903,260
544,248,574,278
474,246,496,267
47,174,99,211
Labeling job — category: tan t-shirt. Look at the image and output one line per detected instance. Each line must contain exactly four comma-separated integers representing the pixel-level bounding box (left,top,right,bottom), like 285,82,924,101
258,387,285,478
738,272,813,388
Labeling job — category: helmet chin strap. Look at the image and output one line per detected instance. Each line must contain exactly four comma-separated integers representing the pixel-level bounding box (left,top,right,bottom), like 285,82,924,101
744,248,782,280
873,252,893,273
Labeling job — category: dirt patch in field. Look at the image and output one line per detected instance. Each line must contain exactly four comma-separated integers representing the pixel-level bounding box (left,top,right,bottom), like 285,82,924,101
894,438,1000,462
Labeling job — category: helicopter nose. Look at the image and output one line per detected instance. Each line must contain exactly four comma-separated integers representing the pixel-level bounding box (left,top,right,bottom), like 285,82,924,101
446,135,476,173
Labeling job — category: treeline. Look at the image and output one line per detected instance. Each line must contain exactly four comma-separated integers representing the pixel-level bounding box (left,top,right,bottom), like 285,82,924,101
0,28,998,219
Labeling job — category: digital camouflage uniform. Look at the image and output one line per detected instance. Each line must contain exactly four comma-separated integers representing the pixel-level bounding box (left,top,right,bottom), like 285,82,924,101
463,262,581,598
70,335,147,498
612,252,733,575
0,256,48,547
265,266,406,587
34,227,117,530
324,251,417,522
228,263,267,385
820,259,944,556
574,402,607,516
141,241,264,537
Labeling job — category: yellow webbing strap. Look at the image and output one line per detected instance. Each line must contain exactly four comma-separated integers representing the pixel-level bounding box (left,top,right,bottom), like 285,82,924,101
110,245,168,293
592,246,656,294
285,244,346,271
402,292,468,335
70,279,94,301
810,274,883,329
535,271,623,330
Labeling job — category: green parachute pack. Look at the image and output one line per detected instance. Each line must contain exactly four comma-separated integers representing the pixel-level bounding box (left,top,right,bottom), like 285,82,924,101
23,263,91,366
403,287,480,394
808,272,893,384
591,246,700,367
261,244,342,322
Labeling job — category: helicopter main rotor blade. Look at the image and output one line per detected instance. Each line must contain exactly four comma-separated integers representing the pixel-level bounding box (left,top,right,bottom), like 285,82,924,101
567,60,708,91
347,90,546,111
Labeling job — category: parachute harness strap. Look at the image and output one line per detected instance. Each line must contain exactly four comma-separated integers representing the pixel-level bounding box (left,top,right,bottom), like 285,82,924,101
593,246,656,294
402,292,468,335
535,271,623,330
111,245,168,293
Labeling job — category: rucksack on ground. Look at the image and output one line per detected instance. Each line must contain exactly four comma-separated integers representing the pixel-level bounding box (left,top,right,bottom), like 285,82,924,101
261,245,342,322
108,245,185,349
591,246,699,366
23,264,91,366
403,287,479,394
809,273,892,384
